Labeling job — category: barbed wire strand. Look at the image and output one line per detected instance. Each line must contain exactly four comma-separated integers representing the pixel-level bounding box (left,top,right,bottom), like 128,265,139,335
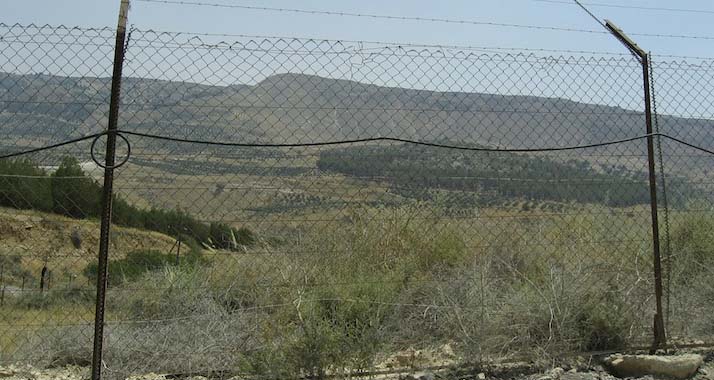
536,0,714,15
132,0,714,41
572,0,607,30
134,0,607,34
5,23,714,59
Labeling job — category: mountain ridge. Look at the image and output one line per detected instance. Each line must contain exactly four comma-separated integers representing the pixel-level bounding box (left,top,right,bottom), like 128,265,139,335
1,71,712,155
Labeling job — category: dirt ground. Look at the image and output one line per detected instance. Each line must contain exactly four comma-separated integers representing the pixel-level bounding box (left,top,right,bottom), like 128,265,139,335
0,357,712,380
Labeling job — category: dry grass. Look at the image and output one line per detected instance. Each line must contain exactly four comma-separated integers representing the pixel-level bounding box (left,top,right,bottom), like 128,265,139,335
3,203,713,378
0,207,176,278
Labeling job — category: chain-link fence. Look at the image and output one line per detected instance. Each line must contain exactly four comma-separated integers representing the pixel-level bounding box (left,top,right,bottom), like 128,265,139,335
0,23,115,369
1,23,713,379
650,56,714,346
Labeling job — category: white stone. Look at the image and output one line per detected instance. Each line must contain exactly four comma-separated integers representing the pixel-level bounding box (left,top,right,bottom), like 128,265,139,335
441,343,456,357
603,354,703,379
551,367,565,378
405,371,435,380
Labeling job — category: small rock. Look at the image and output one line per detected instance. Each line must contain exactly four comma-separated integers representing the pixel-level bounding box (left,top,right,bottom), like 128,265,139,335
477,372,486,380
552,367,565,376
405,371,435,380
70,229,82,249
561,373,599,380
543,367,565,380
441,343,456,357
127,373,167,380
604,354,704,379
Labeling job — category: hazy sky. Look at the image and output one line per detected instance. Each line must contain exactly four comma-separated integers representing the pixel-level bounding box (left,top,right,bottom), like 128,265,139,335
2,0,713,57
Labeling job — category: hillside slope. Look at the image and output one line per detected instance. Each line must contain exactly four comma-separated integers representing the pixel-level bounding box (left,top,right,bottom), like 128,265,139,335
0,207,176,283
2,71,712,152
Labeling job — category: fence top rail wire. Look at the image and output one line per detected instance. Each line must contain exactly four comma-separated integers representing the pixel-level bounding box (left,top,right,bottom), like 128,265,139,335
3,131,714,161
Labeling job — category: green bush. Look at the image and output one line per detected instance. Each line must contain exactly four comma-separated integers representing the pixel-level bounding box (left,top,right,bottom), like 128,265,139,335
0,158,53,211
576,305,630,351
84,249,204,286
51,157,101,218
670,212,714,277
496,279,633,353
112,195,145,227
209,222,256,250
15,284,94,309
237,291,387,378
110,266,222,320
141,207,209,241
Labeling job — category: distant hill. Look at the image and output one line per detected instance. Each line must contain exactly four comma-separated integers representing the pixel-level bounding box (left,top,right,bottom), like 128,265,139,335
2,71,713,158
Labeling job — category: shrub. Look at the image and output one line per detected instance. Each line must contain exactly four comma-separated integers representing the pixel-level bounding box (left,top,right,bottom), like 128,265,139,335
110,266,221,320
0,158,53,211
575,295,631,351
209,222,254,250
498,278,634,353
51,157,101,218
15,283,94,309
112,195,145,227
670,211,714,278
84,249,204,286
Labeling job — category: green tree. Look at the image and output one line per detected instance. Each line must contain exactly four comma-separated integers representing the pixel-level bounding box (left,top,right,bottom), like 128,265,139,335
0,158,53,211
51,157,101,218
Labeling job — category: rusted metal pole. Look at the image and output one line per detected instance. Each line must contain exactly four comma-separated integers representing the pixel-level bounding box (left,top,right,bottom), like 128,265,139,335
605,20,666,351
91,1,130,380
40,265,47,293
176,238,182,266
0,263,5,307
642,54,667,351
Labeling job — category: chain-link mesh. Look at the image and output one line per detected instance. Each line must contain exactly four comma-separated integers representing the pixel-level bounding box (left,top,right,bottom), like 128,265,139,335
0,23,116,367
1,23,712,379
650,56,714,346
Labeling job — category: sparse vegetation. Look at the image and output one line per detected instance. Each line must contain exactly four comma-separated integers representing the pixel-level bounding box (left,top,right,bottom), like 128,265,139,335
8,203,693,379
83,248,205,286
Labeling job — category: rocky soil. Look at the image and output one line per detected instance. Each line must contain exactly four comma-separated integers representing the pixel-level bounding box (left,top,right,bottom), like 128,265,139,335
0,357,712,380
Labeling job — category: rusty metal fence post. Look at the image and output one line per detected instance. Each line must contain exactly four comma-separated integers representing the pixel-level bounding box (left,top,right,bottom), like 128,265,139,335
90,1,131,380
641,52,668,352
604,20,667,351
